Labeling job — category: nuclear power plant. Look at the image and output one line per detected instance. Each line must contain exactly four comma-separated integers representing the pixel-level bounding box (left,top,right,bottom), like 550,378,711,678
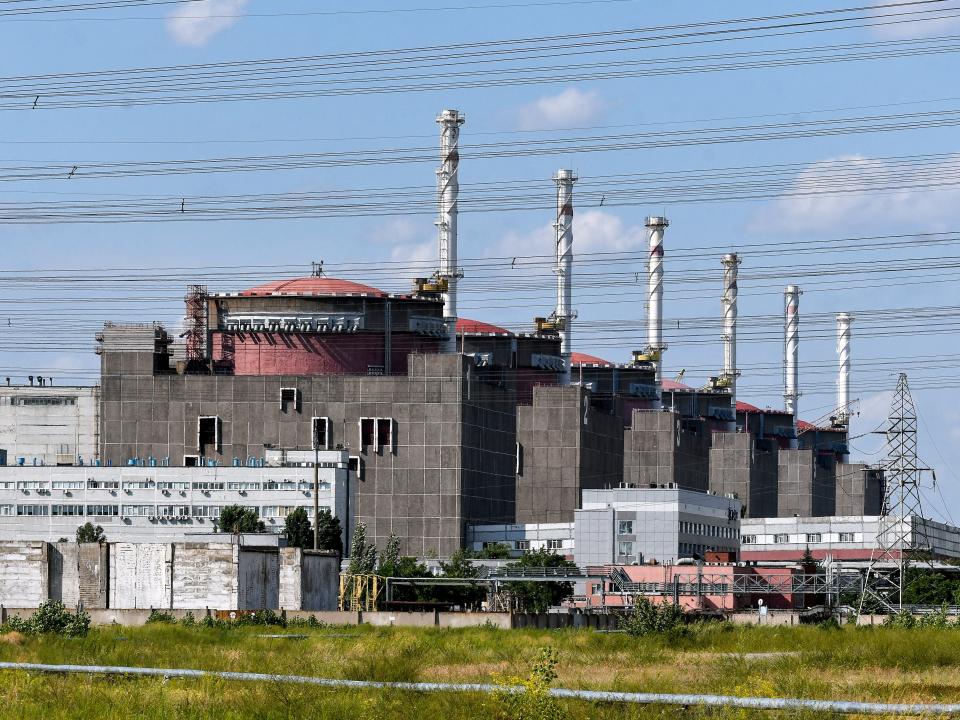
0,107,914,565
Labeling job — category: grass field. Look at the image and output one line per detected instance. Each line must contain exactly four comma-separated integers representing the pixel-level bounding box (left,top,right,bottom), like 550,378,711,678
2,622,960,719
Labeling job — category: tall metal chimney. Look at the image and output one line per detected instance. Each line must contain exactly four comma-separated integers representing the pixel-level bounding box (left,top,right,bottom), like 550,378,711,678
836,312,853,426
646,216,669,384
436,109,465,352
783,285,802,430
553,169,577,384
721,253,741,427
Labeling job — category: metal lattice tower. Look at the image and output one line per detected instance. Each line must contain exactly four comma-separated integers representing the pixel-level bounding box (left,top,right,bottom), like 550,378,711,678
859,373,933,613
184,284,209,363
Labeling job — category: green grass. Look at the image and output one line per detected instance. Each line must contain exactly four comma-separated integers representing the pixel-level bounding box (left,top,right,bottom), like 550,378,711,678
1,623,960,718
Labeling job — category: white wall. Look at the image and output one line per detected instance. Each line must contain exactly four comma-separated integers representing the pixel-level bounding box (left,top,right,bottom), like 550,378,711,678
0,386,99,466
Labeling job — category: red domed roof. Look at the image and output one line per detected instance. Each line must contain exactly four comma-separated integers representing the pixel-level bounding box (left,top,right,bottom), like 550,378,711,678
571,352,615,367
661,378,692,390
456,318,513,335
736,401,762,413
239,276,387,298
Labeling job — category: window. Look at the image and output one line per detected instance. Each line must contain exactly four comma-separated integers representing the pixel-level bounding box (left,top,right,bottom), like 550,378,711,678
742,535,757,544
184,455,200,467
312,417,330,450
87,479,119,489
773,533,789,544
17,505,49,516
122,505,154,517
263,506,299,518
198,416,221,456
52,480,84,490
16,480,47,490
0,505,14,516
360,418,375,447
348,456,364,480
280,387,300,413
377,418,394,450
590,583,602,594
805,533,822,543
516,443,523,476
191,481,224,491
191,505,223,518
227,481,261,492
10,396,76,406
157,505,190,518
546,539,563,550
86,504,118,516
367,365,385,376
618,520,634,535
839,532,855,543
617,541,634,557
515,540,530,551
158,481,189,491
265,479,297,491
52,505,84,516
122,480,154,490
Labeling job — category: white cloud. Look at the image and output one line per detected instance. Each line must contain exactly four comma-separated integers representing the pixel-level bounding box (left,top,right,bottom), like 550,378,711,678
496,210,646,257
515,88,605,130
750,154,960,235
870,0,960,39
166,0,249,47
390,239,435,270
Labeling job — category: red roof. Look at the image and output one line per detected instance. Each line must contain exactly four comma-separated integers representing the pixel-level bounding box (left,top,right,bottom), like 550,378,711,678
239,277,387,298
571,352,615,367
736,401,762,413
456,318,513,335
661,379,692,390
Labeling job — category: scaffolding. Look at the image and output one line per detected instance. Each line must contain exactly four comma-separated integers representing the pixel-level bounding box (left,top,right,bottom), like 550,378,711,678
184,284,209,364
339,573,384,612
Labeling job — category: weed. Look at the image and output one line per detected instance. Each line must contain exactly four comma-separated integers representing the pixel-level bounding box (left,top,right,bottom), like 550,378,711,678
621,598,687,637
491,646,568,720
5,601,90,637
145,609,176,625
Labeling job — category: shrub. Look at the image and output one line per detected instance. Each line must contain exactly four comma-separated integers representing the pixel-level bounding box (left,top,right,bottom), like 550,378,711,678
621,597,687,637
76,522,105,544
145,609,176,624
492,646,568,720
7,601,90,637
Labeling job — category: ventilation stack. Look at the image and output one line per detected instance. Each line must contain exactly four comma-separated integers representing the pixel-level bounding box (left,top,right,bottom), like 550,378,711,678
835,313,853,454
553,169,577,384
436,109,465,352
720,253,741,429
646,216,669,386
783,285,801,444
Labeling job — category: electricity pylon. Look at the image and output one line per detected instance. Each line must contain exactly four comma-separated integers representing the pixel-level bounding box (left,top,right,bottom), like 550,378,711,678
859,373,933,614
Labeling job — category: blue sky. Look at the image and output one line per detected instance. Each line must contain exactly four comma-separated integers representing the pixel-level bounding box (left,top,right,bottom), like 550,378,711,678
0,0,957,516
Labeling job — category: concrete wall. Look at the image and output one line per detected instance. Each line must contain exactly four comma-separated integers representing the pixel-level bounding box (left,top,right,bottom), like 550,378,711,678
836,463,884,516
110,542,170,609
172,543,238,609
0,541,48,606
515,386,624,524
709,433,778,518
238,548,279,610
624,411,710,492
0,385,99,466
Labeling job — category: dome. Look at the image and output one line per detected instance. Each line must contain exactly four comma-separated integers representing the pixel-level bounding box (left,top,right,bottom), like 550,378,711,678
238,276,387,298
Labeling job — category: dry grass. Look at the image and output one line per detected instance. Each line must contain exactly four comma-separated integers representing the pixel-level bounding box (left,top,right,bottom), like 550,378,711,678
0,622,959,718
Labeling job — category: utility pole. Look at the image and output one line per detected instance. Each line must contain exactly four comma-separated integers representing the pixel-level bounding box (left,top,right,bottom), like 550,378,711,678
859,373,934,613
313,422,320,551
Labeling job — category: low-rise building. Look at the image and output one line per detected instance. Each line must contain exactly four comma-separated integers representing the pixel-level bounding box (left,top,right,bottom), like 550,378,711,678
0,384,99,466
0,450,350,545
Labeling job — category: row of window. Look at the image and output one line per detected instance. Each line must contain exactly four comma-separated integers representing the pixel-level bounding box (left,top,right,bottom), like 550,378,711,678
0,504,330,519
481,539,565,552
742,532,857,544
2,479,331,492
678,521,739,540
195,414,396,455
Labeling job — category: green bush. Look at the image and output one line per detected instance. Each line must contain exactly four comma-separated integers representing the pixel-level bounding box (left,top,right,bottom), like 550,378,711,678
7,601,90,637
145,609,176,624
620,597,687,637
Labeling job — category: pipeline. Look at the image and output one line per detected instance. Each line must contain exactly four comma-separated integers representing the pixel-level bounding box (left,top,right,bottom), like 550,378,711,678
1,662,958,715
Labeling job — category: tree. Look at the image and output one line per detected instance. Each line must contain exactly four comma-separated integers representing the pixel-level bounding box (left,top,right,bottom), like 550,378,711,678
475,542,512,559
437,548,486,608
316,508,343,555
283,507,312,549
377,534,402,577
347,522,377,574
217,505,265,534
506,549,578,613
76,523,105,544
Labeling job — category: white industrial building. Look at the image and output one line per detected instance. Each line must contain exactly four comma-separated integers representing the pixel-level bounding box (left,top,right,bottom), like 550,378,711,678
0,449,351,544
0,384,99,467
467,487,742,564
741,515,960,561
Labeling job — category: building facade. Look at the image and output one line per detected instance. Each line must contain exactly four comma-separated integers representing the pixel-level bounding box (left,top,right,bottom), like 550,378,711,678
0,385,100,467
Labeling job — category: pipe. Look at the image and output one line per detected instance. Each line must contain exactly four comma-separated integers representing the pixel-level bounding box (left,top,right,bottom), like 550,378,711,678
784,285,801,444
721,253,741,426
553,169,577,384
436,109,465,353
646,216,668,385
2,663,958,716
